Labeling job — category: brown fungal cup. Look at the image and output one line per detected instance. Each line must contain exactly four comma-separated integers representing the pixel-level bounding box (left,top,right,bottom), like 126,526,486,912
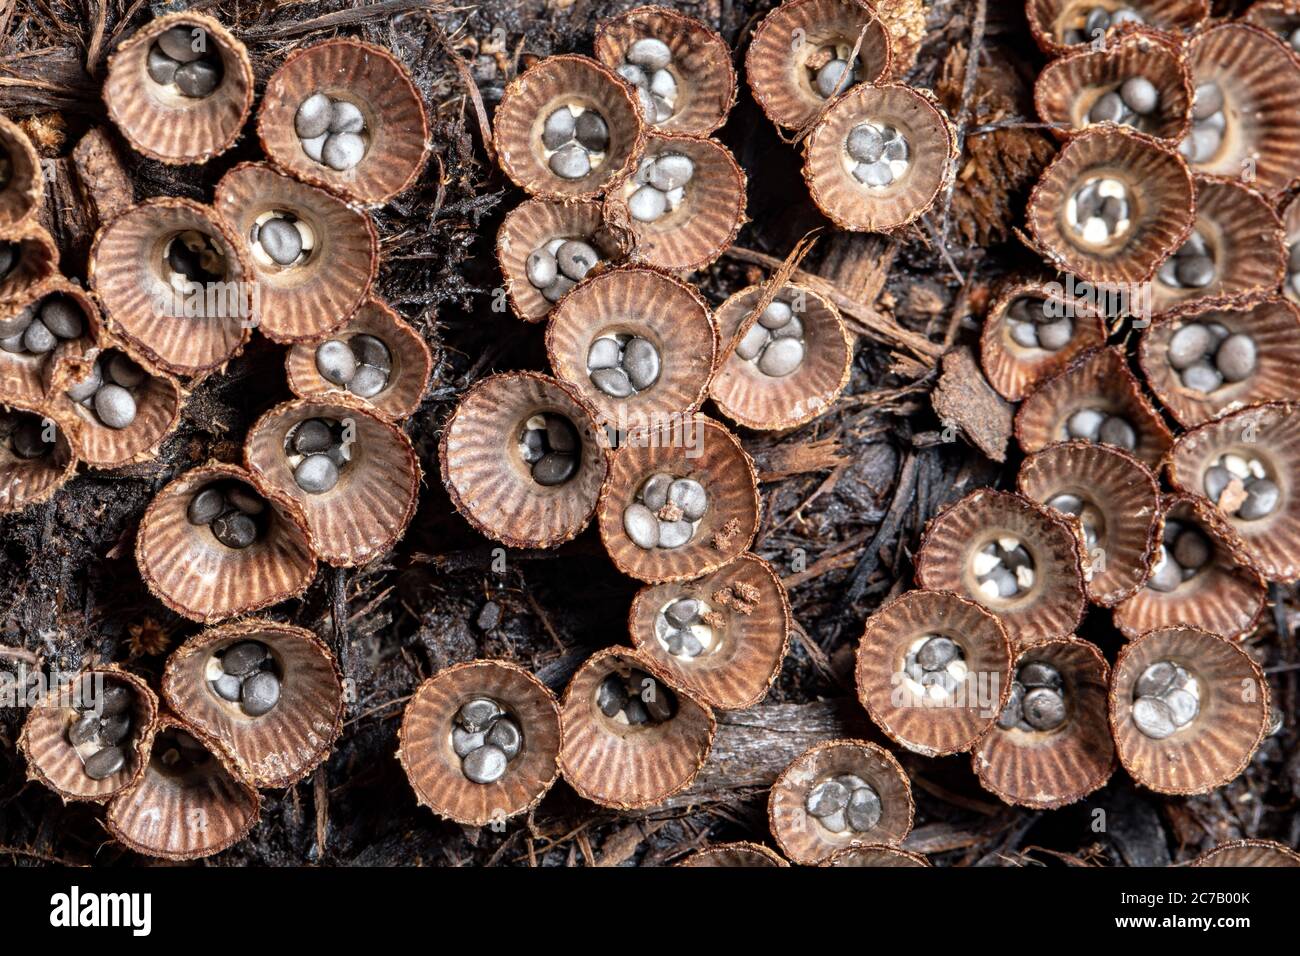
823,844,930,867
1034,29,1192,145
677,842,789,867
102,13,253,165
0,398,78,515
597,415,759,584
1192,839,1300,867
559,647,715,809
285,297,431,421
1243,1,1300,62
1147,179,1286,319
440,372,610,550
1025,0,1210,58
915,489,1087,649
49,343,183,470
803,83,957,233
546,266,717,430
746,0,892,130
89,198,252,377
244,396,420,568
0,278,101,407
1283,192,1300,307
135,462,316,623
1109,625,1268,795
972,638,1115,809
1017,441,1161,606
610,132,746,273
978,278,1108,402
496,199,629,323
162,619,344,790
1015,346,1174,470
214,162,378,343
257,39,430,205
1167,400,1300,582
106,713,259,860
18,666,159,803
494,55,646,202
768,739,913,865
1181,23,1300,199
1138,298,1300,429
0,220,58,305
399,660,563,826
0,116,42,229
1026,126,1194,285
1114,494,1266,641
628,553,791,710
709,283,852,431
855,589,1013,757
594,5,737,136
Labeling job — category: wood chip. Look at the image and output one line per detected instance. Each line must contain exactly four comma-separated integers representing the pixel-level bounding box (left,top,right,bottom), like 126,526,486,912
931,346,1013,462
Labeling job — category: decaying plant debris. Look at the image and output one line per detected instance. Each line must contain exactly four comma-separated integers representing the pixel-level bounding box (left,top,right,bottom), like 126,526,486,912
2,0,1298,868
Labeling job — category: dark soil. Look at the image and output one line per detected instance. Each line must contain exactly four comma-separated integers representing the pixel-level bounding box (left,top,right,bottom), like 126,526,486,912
1,0,1296,867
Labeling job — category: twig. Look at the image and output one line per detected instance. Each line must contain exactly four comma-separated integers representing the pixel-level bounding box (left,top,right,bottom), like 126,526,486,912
936,0,988,257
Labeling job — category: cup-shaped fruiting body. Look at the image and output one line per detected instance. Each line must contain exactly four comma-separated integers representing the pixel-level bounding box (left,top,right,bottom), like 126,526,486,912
822,844,929,866
804,83,957,233
494,55,646,202
628,553,791,710
559,647,715,809
594,6,737,136
497,199,630,323
0,278,102,407
1138,299,1300,429
1026,126,1194,285
135,462,316,623
597,416,759,584
1015,346,1173,470
1034,29,1192,145
768,739,913,865
1114,494,1266,640
0,115,44,228
441,372,609,549
162,619,344,789
1180,23,1300,199
257,39,430,205
1243,0,1300,62
1148,180,1286,319
1018,441,1161,606
1109,625,1268,795
978,278,1108,402
244,396,420,568
89,198,252,377
856,590,1013,757
18,666,159,803
1167,401,1300,582
399,660,563,826
972,638,1115,809
0,220,57,305
106,713,259,860
709,283,852,431
214,162,378,343
610,133,746,273
1193,839,1300,867
546,266,718,430
915,489,1087,649
677,842,789,866
49,343,183,470
1283,193,1300,306
1025,0,1210,57
746,0,892,130
285,296,431,420
0,399,78,515
102,13,253,165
